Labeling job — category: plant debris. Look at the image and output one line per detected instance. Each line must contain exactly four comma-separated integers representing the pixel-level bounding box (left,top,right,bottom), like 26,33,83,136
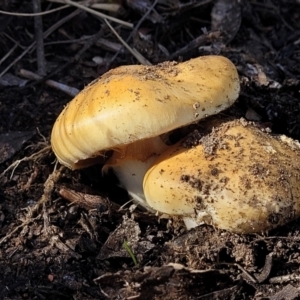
1,0,300,299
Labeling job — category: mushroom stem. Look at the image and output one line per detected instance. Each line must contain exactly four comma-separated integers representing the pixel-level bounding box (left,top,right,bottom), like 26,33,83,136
104,136,169,210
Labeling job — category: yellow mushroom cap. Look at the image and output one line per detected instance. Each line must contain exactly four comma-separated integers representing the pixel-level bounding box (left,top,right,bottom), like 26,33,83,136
143,119,300,234
51,56,240,169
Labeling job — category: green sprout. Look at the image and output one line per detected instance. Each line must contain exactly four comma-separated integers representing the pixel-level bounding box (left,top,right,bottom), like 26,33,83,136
123,240,138,266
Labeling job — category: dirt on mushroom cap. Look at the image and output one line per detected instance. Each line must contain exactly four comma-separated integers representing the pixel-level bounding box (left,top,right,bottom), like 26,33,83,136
51,56,240,169
143,118,300,234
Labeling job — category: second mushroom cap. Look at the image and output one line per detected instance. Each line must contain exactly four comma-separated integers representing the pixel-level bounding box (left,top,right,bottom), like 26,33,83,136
143,119,300,234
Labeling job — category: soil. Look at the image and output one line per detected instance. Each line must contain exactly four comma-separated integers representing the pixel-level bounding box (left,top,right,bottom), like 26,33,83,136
1,0,300,299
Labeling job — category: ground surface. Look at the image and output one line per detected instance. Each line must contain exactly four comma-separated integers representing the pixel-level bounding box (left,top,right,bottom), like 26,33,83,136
1,0,300,299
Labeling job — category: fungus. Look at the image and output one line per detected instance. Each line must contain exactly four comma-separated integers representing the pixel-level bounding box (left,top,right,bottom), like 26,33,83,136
51,56,240,209
143,119,300,233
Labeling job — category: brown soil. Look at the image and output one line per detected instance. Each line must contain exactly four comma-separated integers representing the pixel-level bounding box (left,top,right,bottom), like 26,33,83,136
1,1,300,299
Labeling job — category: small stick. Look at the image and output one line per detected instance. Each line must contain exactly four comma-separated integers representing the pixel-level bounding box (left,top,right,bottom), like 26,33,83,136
169,31,220,60
0,5,69,17
108,0,158,67
19,69,79,97
0,43,18,66
47,0,120,12
104,19,152,66
74,28,105,61
269,274,300,284
62,0,133,28
59,186,119,211
33,0,46,75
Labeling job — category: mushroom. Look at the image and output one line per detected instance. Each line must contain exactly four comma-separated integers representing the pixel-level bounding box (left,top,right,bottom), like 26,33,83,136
51,56,240,209
143,119,300,233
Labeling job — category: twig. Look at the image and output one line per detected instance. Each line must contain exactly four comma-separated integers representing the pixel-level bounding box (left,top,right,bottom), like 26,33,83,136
0,43,18,66
95,37,123,53
169,31,220,60
0,9,81,78
3,32,27,48
33,0,46,75
108,0,159,67
59,186,118,210
50,235,82,259
104,19,152,66
0,5,69,16
43,35,92,46
48,0,120,12
269,274,300,284
19,69,79,96
74,28,105,61
216,262,257,283
61,0,133,28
